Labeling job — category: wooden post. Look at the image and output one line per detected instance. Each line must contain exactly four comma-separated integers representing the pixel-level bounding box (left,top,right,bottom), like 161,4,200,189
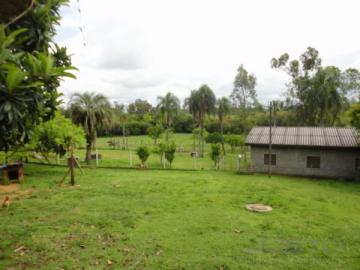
268,101,273,179
70,149,75,186
95,149,99,167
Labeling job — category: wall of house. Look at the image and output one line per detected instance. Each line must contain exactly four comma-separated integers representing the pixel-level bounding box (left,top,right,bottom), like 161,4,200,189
250,146,360,179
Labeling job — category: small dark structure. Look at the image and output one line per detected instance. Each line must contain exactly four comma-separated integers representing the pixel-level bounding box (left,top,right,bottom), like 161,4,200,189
0,163,24,184
90,153,102,160
246,127,360,179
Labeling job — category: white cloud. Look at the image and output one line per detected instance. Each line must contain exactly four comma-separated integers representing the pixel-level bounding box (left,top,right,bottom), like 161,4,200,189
56,0,360,105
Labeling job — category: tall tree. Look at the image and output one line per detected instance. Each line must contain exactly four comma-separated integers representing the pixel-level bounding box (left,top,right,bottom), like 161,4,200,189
230,65,258,110
68,92,111,164
157,92,180,141
188,85,216,157
0,0,76,156
127,99,153,119
216,97,231,154
271,47,360,125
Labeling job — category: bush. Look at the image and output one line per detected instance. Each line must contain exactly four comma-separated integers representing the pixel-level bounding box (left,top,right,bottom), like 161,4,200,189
30,112,85,160
164,142,176,168
210,144,221,169
205,132,223,144
152,142,166,165
147,125,163,144
173,112,195,133
127,121,151,135
224,134,244,153
136,146,150,167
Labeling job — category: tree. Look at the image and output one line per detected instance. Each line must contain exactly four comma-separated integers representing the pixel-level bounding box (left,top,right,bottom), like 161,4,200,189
136,146,150,168
157,92,180,141
147,125,163,144
348,102,360,129
164,141,176,168
210,144,221,169
188,85,216,157
127,99,153,119
224,134,244,153
68,92,111,164
30,111,85,163
230,65,258,110
216,97,231,154
205,132,222,144
271,47,360,125
0,0,76,156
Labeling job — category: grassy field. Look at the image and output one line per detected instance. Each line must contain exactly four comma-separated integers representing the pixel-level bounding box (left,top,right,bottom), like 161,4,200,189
3,134,250,171
1,164,360,269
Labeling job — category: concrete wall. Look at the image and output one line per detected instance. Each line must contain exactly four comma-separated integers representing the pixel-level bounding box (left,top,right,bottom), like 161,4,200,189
250,146,360,179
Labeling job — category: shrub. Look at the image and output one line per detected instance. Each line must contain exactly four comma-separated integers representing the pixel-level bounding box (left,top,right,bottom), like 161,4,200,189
30,112,85,161
205,132,222,144
164,142,176,168
173,112,196,133
224,134,244,153
127,121,151,135
210,144,221,169
136,146,150,167
147,125,163,144
152,142,166,165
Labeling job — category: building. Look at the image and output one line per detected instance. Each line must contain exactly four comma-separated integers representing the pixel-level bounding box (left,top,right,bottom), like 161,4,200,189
245,127,360,179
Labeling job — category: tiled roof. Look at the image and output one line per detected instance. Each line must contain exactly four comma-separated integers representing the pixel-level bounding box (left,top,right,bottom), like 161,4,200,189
245,127,359,148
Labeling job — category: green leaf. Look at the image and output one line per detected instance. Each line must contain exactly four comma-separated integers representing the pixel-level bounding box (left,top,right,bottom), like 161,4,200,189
5,65,27,91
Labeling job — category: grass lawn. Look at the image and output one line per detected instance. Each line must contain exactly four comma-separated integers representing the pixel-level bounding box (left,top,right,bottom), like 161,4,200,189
4,134,250,171
1,164,360,269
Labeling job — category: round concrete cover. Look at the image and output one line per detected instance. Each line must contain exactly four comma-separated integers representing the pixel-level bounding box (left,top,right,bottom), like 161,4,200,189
246,204,272,212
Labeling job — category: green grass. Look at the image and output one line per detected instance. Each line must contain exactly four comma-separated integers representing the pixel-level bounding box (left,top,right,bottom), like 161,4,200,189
4,134,250,171
1,164,360,269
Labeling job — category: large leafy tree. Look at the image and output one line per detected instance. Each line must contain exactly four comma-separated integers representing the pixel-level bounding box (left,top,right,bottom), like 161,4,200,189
127,99,153,119
30,111,85,163
216,97,231,154
230,65,258,110
68,92,111,164
188,85,216,157
0,0,76,156
157,92,180,141
271,47,360,125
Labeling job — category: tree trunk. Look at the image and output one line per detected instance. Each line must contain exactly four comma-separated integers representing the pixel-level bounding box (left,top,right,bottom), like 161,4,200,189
85,136,91,164
220,119,226,155
122,122,126,148
200,120,204,158
70,148,75,186
92,131,97,150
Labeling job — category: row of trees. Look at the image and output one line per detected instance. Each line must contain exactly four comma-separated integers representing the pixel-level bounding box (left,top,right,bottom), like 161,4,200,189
1,0,359,167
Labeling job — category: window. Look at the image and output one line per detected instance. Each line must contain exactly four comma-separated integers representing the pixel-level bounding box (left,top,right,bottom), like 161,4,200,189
355,158,360,171
307,156,320,168
264,154,276,165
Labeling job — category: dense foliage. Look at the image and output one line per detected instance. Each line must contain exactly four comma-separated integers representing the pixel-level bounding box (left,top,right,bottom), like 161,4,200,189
0,0,76,153
30,111,85,161
210,143,221,169
136,145,150,167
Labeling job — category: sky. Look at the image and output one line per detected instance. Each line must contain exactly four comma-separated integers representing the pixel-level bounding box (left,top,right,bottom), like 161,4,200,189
56,0,360,106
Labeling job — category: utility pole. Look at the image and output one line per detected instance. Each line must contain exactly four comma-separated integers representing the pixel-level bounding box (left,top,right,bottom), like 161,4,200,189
268,101,273,179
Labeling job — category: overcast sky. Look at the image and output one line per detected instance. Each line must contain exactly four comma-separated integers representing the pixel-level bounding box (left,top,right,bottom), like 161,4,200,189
56,0,360,106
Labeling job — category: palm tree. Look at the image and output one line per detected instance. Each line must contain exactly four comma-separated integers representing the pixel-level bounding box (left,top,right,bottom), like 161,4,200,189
157,92,180,141
68,91,111,164
188,85,216,157
217,97,231,155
